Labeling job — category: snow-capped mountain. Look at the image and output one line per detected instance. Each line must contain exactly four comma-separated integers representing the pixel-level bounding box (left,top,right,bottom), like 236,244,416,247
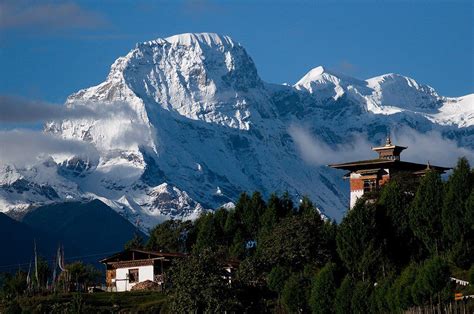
1,33,472,230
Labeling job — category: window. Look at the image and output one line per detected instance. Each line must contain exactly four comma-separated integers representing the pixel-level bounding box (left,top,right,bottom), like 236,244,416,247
128,268,139,283
363,180,376,193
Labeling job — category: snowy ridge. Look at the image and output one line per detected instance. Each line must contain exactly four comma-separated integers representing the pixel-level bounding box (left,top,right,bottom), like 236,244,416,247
0,33,472,230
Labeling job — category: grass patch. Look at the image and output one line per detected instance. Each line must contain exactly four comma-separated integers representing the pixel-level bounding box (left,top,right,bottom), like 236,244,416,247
1,291,168,313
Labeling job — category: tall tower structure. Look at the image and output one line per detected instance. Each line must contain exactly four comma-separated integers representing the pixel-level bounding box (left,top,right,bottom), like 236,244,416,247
329,137,449,209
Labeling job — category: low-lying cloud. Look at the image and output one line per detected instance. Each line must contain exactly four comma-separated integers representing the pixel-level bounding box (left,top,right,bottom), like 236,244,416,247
289,125,473,168
0,95,136,123
0,130,99,167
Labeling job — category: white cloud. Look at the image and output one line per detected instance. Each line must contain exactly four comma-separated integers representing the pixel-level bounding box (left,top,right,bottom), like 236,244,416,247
289,125,473,168
0,95,136,123
0,130,99,168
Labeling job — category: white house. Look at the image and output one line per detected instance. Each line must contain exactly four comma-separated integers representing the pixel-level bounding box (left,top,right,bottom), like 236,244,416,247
100,249,186,292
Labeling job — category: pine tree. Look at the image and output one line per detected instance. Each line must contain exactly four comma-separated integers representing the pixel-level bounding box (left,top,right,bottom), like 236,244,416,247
309,262,337,314
124,232,144,250
259,193,281,234
411,256,450,306
442,157,472,243
170,249,233,312
267,265,289,296
193,213,217,252
351,281,373,314
390,262,418,310
409,170,444,255
377,180,418,266
334,275,354,314
336,201,385,280
281,273,308,313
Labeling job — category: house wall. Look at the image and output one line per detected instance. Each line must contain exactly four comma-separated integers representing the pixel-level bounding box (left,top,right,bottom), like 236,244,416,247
349,171,391,209
115,265,154,292
350,189,364,209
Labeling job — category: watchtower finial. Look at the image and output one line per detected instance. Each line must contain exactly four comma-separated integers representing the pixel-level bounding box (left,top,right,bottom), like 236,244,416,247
385,135,392,147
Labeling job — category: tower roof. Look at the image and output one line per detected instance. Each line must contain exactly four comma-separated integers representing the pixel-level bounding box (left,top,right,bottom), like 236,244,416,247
371,136,407,160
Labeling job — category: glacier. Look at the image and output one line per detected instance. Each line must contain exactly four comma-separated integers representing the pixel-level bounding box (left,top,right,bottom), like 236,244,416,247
1,32,472,231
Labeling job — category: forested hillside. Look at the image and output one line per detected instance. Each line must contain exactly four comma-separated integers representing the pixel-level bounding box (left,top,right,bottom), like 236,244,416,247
143,157,473,312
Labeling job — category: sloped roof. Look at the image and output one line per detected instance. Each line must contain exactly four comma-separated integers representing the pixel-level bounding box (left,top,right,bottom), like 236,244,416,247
328,159,450,172
100,248,187,264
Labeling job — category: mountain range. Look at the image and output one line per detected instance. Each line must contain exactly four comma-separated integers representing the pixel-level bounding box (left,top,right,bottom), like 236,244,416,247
1,32,472,231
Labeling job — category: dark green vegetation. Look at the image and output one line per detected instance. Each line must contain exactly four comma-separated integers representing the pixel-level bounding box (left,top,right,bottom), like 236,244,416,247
149,157,472,313
0,200,145,268
1,158,473,313
0,291,167,313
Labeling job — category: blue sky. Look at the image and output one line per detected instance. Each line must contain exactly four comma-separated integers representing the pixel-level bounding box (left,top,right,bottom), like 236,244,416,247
0,0,472,105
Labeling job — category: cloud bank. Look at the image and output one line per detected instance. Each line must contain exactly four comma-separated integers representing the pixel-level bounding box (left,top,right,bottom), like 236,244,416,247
0,130,99,167
289,125,473,168
0,95,136,123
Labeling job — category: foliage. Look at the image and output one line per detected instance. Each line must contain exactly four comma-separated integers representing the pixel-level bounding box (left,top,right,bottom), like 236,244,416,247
336,201,385,280
351,280,373,314
147,220,194,253
389,262,418,310
0,271,27,300
64,262,101,289
411,256,451,306
281,273,309,313
442,158,472,243
409,170,444,254
267,265,289,296
31,158,468,313
124,232,145,250
259,214,326,270
169,249,235,312
309,262,337,314
334,275,354,314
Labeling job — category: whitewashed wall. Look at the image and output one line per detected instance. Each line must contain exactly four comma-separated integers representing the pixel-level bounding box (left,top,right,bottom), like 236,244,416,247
350,189,364,209
114,265,154,292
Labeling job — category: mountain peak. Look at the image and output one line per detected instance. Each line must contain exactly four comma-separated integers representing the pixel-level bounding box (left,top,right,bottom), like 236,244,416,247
164,32,235,47
137,32,236,49
295,66,329,85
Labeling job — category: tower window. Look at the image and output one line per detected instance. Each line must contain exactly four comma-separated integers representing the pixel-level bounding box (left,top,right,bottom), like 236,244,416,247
363,180,376,192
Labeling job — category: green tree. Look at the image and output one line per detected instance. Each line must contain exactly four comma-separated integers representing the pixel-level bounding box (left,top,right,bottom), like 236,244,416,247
65,262,101,291
336,201,385,280
334,275,354,314
411,256,450,306
245,191,266,238
259,214,326,270
259,194,282,233
372,278,392,314
442,158,472,243
377,179,420,266
390,263,418,310
468,264,474,285
409,170,444,255
147,220,194,253
309,262,337,314
351,280,373,314
193,213,217,252
281,273,308,313
124,232,145,250
169,249,234,312
0,271,27,300
267,266,289,296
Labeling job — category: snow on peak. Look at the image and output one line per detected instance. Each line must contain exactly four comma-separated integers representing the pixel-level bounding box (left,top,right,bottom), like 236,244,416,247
366,73,441,111
294,66,368,100
163,32,235,48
